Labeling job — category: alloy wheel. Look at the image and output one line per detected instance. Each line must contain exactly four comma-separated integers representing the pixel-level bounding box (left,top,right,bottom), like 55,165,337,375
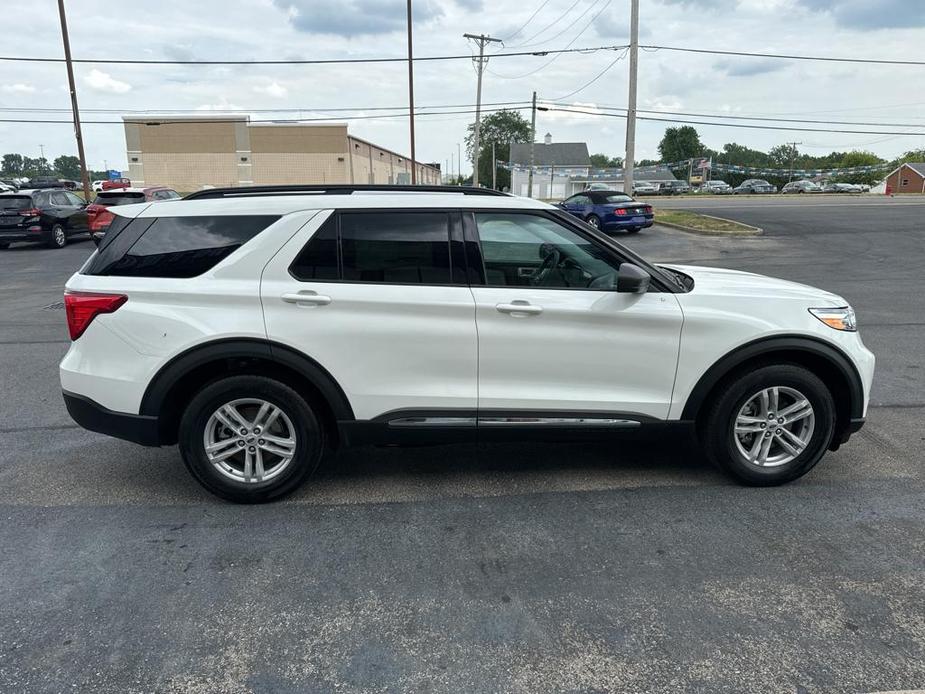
733,386,815,467
203,398,297,483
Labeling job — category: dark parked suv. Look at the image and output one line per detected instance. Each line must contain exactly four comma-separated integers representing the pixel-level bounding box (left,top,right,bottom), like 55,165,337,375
0,190,90,249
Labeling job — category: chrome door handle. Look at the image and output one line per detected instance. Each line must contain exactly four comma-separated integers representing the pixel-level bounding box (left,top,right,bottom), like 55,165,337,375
496,301,543,315
281,291,332,306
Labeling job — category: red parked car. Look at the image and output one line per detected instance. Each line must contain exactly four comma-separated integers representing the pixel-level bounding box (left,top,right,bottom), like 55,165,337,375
87,186,181,242
101,177,132,191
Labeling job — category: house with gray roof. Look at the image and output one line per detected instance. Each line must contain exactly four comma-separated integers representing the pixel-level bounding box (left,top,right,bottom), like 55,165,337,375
508,133,675,198
509,134,591,199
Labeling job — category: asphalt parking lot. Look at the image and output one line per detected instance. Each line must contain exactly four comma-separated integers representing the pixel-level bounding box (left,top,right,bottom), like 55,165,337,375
1,196,924,693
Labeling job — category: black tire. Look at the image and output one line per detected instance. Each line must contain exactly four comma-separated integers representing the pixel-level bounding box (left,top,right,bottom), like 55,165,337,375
585,214,602,230
47,224,67,249
700,364,836,486
178,375,324,503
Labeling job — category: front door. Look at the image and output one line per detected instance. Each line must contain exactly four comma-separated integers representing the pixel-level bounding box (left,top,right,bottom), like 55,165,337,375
469,211,683,420
261,209,478,421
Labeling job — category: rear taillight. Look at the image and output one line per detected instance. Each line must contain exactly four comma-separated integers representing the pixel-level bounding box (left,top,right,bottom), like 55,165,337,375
64,291,127,340
615,208,628,216
90,208,114,232
645,205,652,213
19,208,41,217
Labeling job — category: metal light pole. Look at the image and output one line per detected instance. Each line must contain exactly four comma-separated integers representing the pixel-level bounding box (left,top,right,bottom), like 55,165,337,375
57,0,91,200
457,142,461,183
786,141,802,182
406,0,417,184
623,0,639,196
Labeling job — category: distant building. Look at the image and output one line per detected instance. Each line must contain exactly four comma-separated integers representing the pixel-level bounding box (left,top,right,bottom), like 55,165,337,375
883,163,925,194
509,135,590,199
508,134,676,198
122,115,440,191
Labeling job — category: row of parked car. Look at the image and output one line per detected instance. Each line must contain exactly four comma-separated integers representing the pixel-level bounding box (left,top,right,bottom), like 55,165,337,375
0,176,134,193
0,185,180,250
627,178,871,196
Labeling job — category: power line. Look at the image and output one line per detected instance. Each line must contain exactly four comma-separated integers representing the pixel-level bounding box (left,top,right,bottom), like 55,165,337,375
502,0,585,49
0,43,628,66
501,0,555,42
0,105,532,126
538,105,925,136
541,48,627,100
488,0,612,79
505,0,608,51
640,44,925,67
0,100,532,115
546,102,925,129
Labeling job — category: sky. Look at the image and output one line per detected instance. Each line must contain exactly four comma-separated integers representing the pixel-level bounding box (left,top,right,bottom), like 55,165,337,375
1,0,924,174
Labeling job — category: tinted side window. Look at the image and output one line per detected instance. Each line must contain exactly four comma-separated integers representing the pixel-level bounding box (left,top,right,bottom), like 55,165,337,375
289,214,339,281
84,215,279,278
476,213,619,290
340,212,451,284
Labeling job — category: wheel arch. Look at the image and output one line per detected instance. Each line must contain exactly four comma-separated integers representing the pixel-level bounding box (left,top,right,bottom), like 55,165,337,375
140,338,354,446
681,335,864,442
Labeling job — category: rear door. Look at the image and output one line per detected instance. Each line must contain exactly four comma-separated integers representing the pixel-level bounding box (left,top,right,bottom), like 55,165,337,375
64,191,88,231
469,211,683,420
261,209,478,421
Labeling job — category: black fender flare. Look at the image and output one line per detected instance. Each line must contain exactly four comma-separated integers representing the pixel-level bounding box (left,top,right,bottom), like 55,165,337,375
680,335,864,421
139,338,354,421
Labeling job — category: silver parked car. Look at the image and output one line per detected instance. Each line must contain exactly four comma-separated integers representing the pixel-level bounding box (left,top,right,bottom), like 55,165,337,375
633,180,659,195
781,180,822,194
698,180,733,194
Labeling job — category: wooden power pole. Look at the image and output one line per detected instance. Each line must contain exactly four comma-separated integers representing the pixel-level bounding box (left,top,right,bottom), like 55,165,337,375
57,0,91,201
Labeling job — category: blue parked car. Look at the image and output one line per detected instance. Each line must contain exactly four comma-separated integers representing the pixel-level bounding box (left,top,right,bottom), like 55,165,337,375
556,190,654,233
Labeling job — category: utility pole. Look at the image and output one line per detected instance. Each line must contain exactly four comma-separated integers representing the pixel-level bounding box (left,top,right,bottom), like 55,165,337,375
406,0,417,184
528,91,537,198
457,142,461,184
57,0,91,200
491,141,497,189
464,33,502,187
623,0,639,196
786,141,802,182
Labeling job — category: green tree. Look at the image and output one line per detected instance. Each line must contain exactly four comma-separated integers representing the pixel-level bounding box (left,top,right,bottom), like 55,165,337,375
831,150,885,185
1,153,24,177
590,153,622,168
465,109,533,189
53,155,81,180
897,149,925,165
657,126,704,163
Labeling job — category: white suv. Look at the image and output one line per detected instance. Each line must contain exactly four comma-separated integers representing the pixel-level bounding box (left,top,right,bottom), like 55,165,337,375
60,185,875,503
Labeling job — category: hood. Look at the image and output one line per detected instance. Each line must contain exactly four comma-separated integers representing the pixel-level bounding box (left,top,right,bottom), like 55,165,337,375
661,264,845,305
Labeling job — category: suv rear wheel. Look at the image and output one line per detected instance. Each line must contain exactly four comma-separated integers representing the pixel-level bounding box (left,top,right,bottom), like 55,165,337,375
701,364,836,486
178,375,324,503
48,224,67,249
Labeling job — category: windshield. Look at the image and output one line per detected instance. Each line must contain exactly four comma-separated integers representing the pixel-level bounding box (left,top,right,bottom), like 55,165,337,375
603,194,633,203
94,192,146,206
0,196,32,211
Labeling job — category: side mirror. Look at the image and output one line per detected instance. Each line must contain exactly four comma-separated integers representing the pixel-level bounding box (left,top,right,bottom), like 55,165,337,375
91,232,103,247
616,262,650,293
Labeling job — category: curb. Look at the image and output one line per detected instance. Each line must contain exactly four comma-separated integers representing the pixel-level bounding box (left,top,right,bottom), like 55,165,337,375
654,214,762,237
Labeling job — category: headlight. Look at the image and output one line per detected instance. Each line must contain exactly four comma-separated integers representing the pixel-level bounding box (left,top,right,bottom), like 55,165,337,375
809,306,857,332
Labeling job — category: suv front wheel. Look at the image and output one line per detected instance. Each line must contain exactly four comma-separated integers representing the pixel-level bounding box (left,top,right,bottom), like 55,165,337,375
178,375,324,503
701,364,836,486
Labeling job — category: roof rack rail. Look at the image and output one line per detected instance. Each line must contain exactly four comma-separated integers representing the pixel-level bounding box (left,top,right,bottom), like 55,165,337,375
184,184,511,200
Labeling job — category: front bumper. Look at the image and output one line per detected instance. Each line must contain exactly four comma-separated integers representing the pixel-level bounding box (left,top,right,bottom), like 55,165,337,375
63,390,161,446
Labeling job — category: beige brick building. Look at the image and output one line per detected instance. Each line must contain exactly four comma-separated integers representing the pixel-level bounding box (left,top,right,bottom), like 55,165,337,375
122,116,441,191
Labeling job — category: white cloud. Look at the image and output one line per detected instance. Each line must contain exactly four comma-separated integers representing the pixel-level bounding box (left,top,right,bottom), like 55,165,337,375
2,83,36,94
83,69,132,94
253,81,288,98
